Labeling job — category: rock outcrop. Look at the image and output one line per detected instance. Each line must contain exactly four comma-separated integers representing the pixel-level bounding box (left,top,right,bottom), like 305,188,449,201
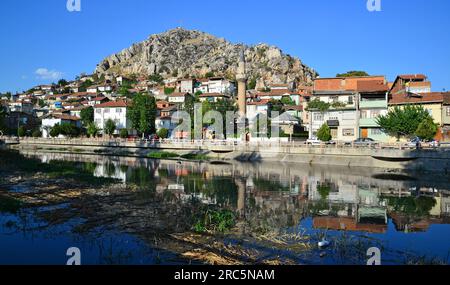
95,28,317,86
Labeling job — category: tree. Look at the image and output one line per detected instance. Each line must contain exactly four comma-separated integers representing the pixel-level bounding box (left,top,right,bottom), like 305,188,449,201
148,74,164,85
336,71,369,77
32,129,42,138
157,128,169,139
87,122,100,138
281,96,296,106
104,119,116,137
18,126,26,137
80,107,94,126
377,105,434,140
317,123,332,142
307,99,330,112
415,117,438,141
0,106,7,133
50,124,61,138
119,129,129,138
58,79,68,87
127,93,156,139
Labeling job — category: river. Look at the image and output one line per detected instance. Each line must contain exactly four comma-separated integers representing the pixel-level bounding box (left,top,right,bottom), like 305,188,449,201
0,149,449,265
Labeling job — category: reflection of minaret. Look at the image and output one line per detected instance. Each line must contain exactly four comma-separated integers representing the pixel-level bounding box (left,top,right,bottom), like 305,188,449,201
236,49,247,118
236,178,246,218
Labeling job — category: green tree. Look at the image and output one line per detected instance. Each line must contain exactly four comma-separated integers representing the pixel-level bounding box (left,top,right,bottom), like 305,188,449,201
104,119,116,137
78,80,93,92
317,123,332,142
164,87,175,95
377,105,434,140
415,117,438,141
0,106,7,133
281,96,296,106
50,124,61,138
58,79,68,87
148,74,164,85
157,128,169,139
205,71,215,78
87,122,100,138
18,126,26,137
336,71,369,77
80,107,94,126
119,129,129,138
127,93,156,139
307,99,330,112
32,129,42,138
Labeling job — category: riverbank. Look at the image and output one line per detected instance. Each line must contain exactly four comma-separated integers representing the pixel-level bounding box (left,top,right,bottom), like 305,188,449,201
9,138,450,174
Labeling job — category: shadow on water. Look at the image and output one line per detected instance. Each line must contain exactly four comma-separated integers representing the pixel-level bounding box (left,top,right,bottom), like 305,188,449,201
1,148,450,265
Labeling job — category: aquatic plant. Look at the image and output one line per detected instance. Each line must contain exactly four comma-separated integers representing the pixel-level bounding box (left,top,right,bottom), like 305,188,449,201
193,208,236,233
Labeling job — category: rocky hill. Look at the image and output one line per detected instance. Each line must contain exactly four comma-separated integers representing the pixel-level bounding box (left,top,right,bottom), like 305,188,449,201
95,28,317,87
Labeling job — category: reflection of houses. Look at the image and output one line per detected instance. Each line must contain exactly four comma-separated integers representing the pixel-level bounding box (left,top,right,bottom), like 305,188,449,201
313,217,387,233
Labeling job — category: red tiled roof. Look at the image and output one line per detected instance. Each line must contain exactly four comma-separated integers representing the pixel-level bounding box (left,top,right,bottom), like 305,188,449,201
247,99,271,106
357,80,389,92
168,92,190,97
255,89,297,96
389,92,446,105
441,93,450,105
49,114,80,121
94,100,128,108
398,74,427,80
198,92,230,97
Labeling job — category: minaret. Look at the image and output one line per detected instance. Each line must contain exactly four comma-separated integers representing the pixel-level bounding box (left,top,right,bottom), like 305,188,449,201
236,49,247,118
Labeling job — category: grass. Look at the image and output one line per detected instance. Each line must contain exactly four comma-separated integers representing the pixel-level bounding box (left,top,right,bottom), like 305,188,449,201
147,151,180,159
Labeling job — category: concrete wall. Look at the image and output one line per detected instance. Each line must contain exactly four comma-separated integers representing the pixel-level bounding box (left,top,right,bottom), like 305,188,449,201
12,138,450,174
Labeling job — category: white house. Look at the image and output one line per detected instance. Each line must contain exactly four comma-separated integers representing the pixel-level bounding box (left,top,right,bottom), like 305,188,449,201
94,100,130,134
207,78,235,95
155,116,176,137
167,92,192,104
246,100,270,121
41,114,81,138
198,93,231,103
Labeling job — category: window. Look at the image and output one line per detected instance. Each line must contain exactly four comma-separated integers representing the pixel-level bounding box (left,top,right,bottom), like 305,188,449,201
342,128,355,136
447,107,450,117
96,109,102,114
371,128,383,135
116,108,122,113
330,96,339,103
360,111,368,119
314,113,324,121
372,110,381,118
104,109,110,113
348,96,354,104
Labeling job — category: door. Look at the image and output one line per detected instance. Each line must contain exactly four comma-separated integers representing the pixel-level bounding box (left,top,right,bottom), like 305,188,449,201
361,128,368,138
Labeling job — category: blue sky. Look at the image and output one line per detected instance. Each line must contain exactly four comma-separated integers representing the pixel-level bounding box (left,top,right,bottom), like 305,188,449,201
1,0,449,93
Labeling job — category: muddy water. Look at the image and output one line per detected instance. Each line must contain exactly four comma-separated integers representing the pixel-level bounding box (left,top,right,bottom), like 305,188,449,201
1,149,450,265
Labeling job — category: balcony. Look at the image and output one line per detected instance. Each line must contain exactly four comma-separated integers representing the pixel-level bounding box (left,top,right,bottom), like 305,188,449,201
359,100,387,109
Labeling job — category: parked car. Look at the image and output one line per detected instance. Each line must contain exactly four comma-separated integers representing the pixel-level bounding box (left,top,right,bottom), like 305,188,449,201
353,138,378,146
406,137,422,149
306,138,322,146
424,139,440,148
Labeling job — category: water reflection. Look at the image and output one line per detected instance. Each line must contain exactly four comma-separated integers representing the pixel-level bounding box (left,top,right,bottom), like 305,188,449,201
19,151,450,263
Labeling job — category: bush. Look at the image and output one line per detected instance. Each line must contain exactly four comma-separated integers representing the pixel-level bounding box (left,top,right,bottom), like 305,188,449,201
317,123,332,142
157,128,169,139
119,129,129,138
17,126,26,137
32,129,42,138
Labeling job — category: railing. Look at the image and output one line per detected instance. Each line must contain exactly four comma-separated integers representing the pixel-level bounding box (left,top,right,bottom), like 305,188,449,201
11,136,448,151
